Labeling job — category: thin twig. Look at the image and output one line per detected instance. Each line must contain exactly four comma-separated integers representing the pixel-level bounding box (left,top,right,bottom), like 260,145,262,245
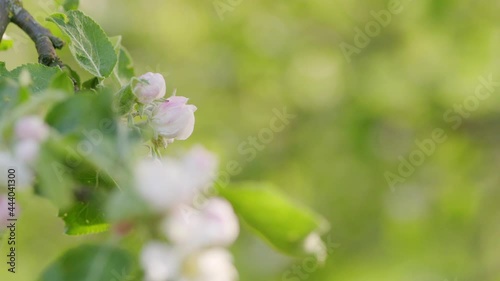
1,0,65,67
0,0,9,42
8,1,64,67
0,1,79,89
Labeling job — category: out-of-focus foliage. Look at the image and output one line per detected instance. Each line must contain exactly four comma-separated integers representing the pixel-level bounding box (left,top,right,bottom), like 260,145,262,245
0,7,331,277
1,0,500,280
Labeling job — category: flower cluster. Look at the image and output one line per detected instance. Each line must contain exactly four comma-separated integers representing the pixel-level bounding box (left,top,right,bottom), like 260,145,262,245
13,116,49,164
131,73,239,281
0,71,242,280
132,73,197,146
134,146,240,281
0,116,49,229
0,115,50,190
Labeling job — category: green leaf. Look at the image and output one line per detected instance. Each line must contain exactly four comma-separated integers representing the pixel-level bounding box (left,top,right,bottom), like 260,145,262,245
60,187,110,235
35,140,76,209
62,0,79,11
48,11,117,78
109,36,135,86
0,35,14,51
45,90,116,135
35,134,125,226
114,85,136,115
50,71,75,93
0,78,20,119
82,77,100,90
62,64,81,89
0,61,8,75
44,88,136,186
0,78,19,140
9,63,62,93
106,189,151,222
109,35,122,54
219,182,330,257
38,244,132,281
115,47,135,85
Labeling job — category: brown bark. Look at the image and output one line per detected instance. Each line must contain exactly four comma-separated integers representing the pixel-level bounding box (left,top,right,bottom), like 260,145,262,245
0,0,64,67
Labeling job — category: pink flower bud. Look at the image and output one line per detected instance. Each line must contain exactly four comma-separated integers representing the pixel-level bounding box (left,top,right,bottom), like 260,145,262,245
133,72,166,104
151,96,197,141
14,116,49,142
164,198,239,249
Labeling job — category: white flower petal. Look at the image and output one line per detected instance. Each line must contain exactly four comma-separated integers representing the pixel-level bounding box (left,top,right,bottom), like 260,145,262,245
187,249,238,281
140,242,180,281
163,198,239,249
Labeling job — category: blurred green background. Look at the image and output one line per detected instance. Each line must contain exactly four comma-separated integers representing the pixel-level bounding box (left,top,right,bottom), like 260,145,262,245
1,0,500,280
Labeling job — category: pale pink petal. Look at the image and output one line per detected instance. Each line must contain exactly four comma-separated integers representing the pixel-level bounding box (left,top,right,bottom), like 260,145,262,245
134,72,166,104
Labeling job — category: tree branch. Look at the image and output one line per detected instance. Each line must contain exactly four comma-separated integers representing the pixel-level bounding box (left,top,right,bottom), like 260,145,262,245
0,0,9,41
1,0,64,67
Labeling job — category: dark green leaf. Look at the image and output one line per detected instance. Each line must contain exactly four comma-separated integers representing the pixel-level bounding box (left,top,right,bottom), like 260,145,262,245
60,187,110,235
38,244,132,281
82,77,100,90
62,64,81,89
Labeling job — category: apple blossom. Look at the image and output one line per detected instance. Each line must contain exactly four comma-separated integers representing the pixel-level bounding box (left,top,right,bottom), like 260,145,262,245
0,152,33,190
140,242,180,281
134,146,218,211
14,139,40,164
14,115,49,142
135,159,195,211
180,145,219,190
182,248,238,281
164,198,239,249
134,72,167,104
140,244,238,281
151,96,197,141
303,232,327,263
